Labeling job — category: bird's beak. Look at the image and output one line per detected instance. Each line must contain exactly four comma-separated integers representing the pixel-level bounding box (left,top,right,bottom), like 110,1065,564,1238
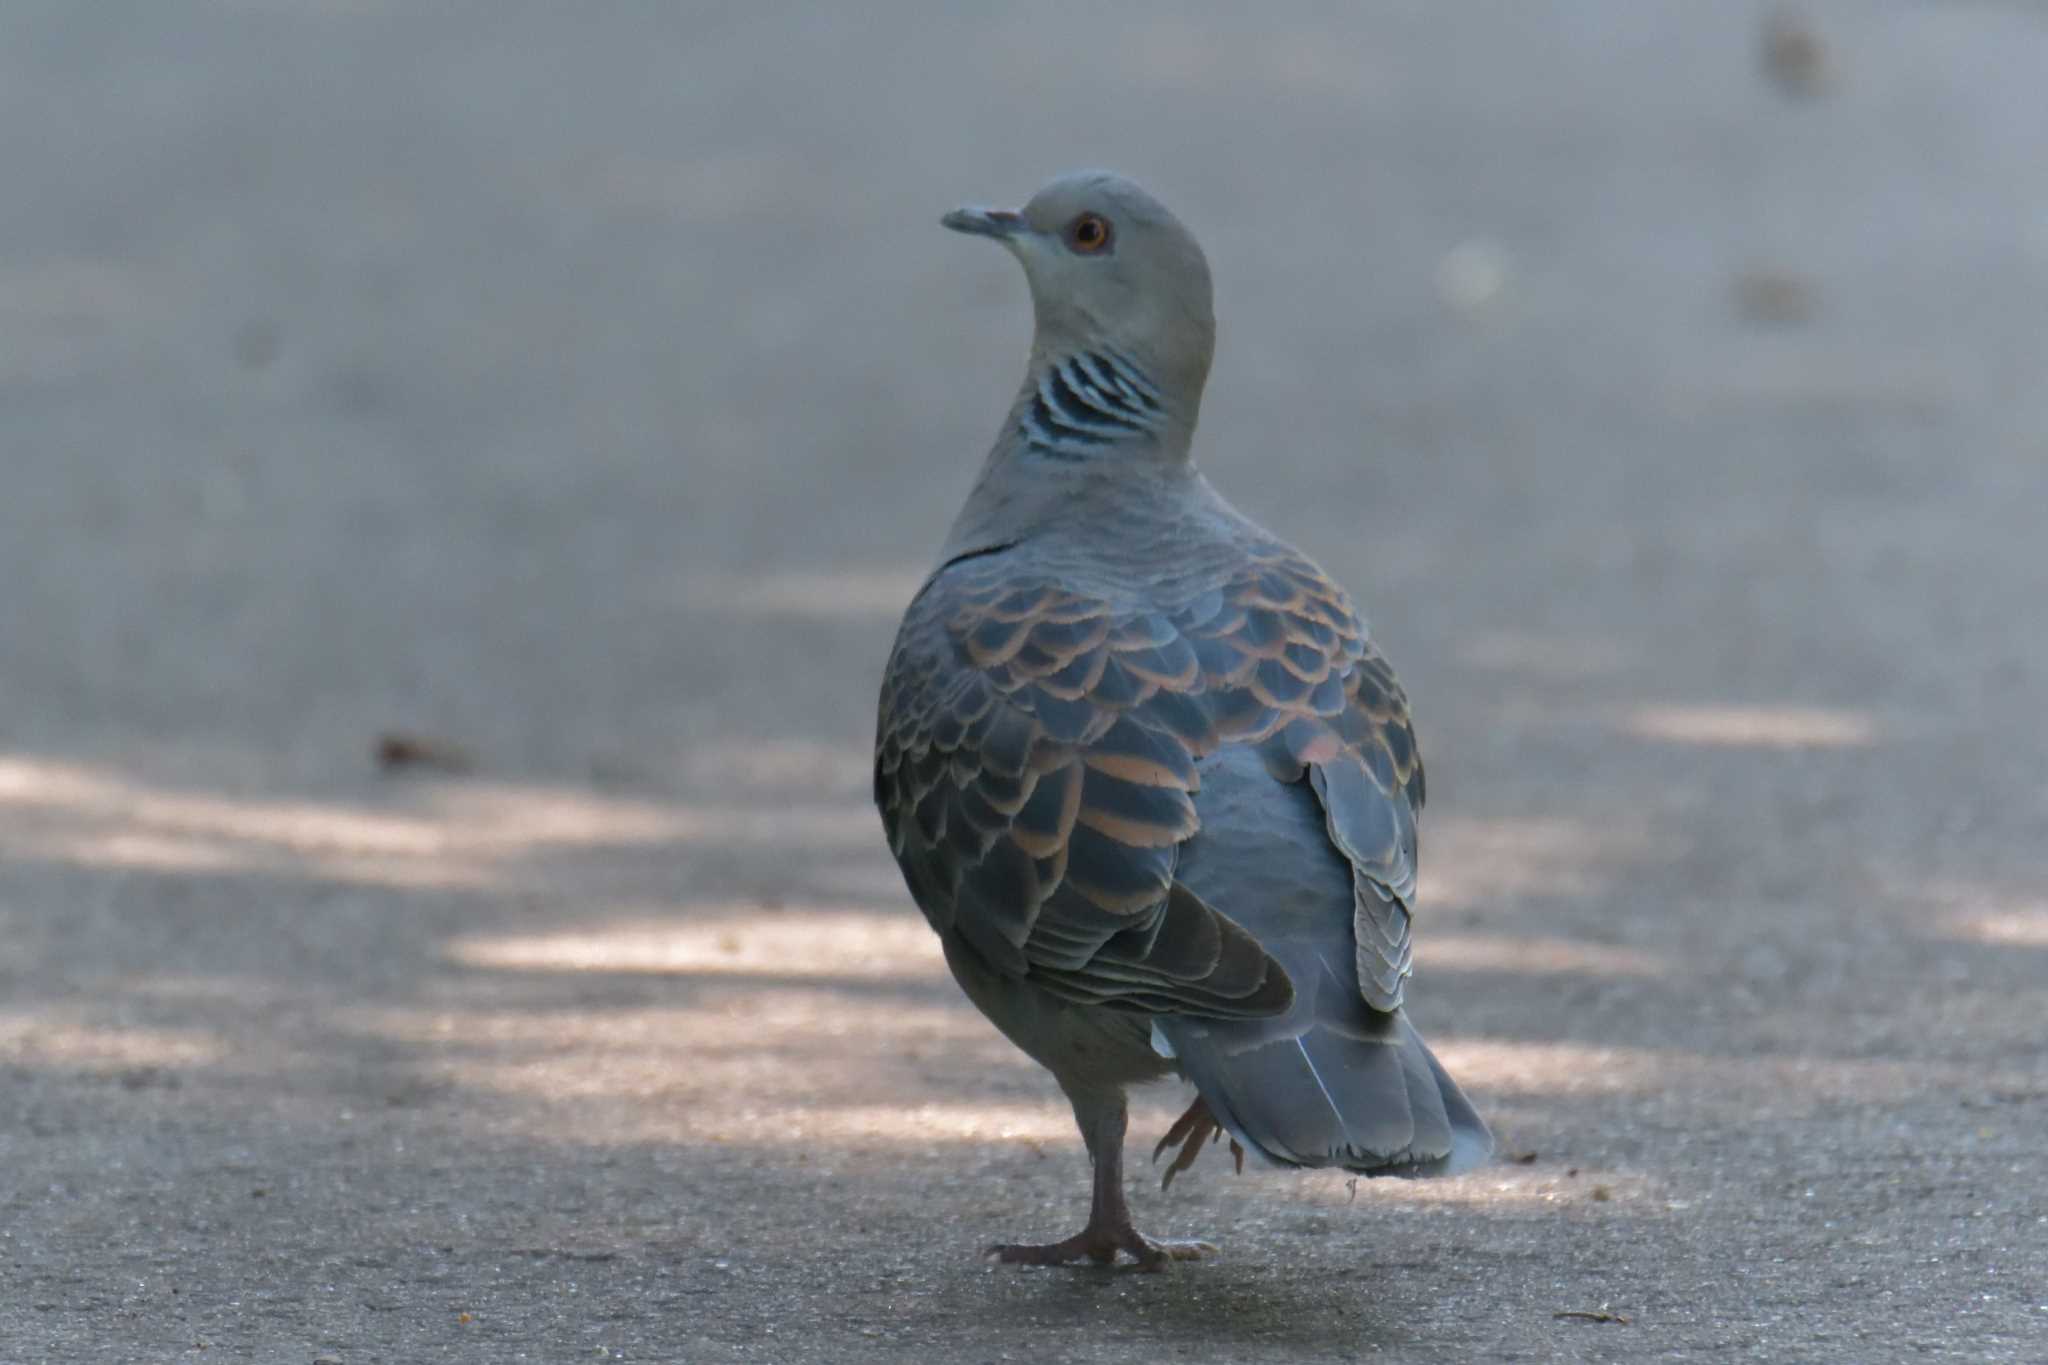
941,206,1026,240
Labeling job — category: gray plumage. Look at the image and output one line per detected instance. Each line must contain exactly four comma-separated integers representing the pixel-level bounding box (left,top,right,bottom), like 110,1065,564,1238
1162,746,1492,1175
875,171,1490,1268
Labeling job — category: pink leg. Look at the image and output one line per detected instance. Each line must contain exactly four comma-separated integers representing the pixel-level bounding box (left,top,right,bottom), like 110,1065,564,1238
986,1088,1219,1271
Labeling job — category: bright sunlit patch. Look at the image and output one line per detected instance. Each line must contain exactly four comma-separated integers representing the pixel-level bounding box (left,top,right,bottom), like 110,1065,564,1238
0,757,127,806
10,829,251,874
357,987,1039,1147
1417,934,1665,978
423,782,878,852
0,815,503,890
446,907,942,978
1942,905,2048,947
1417,813,1681,912
0,753,879,894
758,1101,1076,1145
1276,1162,1663,1212
1623,704,1876,749
0,756,457,854
1433,1039,2038,1110
0,1016,222,1071
1437,1040,1660,1098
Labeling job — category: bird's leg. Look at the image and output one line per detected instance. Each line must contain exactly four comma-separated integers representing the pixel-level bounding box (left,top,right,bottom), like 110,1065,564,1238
1152,1095,1246,1190
985,1086,1218,1271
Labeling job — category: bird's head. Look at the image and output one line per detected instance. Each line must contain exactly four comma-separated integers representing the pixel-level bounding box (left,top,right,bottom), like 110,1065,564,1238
943,171,1215,432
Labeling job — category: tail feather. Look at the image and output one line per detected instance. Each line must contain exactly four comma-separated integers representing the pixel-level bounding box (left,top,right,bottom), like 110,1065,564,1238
1419,1028,1494,1173
1162,743,1491,1176
1161,1008,1490,1176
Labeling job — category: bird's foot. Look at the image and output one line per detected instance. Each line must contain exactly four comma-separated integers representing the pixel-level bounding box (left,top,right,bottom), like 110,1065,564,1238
1151,1097,1246,1191
985,1221,1217,1271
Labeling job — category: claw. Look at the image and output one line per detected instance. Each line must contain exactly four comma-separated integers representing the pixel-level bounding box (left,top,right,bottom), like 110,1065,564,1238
986,1229,1216,1271
1151,1102,1205,1165
1152,1097,1247,1190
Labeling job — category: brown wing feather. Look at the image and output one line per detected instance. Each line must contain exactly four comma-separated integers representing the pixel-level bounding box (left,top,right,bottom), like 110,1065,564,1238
876,540,1424,1018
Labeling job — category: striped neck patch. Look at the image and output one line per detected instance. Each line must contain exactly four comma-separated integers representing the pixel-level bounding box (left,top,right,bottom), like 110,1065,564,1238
1019,348,1165,460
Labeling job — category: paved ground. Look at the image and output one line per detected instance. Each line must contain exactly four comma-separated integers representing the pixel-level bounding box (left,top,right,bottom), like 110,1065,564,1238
3,2,2047,1361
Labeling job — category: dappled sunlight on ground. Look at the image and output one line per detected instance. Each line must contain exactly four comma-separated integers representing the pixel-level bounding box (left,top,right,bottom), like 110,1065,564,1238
1273,1162,1670,1214
0,1010,225,1072
447,906,941,978
735,1100,1083,1147
330,986,1043,1146
1621,704,1879,749
4,715,2044,1359
1418,934,1666,977
4,739,2034,1189
18,827,257,875
1418,812,1681,912
0,755,458,853
1437,1038,2039,1111
1939,903,2048,948
8,726,2011,1173
0,751,876,891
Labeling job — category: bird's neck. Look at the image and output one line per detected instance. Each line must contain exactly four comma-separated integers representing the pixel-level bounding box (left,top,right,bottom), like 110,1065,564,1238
1009,344,1181,464
935,342,1213,567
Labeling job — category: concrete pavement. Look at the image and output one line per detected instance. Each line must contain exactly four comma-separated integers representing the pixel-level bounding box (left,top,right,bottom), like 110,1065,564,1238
3,3,2046,1360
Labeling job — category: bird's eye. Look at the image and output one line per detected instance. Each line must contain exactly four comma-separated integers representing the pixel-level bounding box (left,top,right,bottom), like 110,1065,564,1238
1065,213,1113,254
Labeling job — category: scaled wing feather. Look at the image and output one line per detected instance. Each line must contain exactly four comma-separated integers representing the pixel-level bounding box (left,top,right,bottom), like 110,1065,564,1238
876,540,1425,1018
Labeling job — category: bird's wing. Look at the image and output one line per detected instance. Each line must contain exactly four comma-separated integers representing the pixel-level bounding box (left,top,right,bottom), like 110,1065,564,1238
875,540,1422,1017
1175,543,1425,1012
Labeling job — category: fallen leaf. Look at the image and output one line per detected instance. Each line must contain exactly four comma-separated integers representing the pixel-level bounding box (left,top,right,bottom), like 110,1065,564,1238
375,731,475,775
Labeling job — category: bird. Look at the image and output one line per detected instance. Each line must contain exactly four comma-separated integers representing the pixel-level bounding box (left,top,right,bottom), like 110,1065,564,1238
874,171,1491,1270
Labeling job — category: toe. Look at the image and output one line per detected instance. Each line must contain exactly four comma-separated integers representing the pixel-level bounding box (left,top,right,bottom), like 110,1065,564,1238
1129,1237,1218,1271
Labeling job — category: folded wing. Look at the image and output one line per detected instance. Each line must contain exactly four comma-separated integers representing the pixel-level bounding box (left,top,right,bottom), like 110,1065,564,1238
876,539,1425,1021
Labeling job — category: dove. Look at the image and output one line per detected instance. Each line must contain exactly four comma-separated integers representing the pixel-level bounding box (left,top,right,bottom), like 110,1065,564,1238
874,171,1491,1269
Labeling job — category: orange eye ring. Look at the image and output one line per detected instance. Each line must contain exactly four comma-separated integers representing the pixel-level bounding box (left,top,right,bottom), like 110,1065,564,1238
1066,213,1113,254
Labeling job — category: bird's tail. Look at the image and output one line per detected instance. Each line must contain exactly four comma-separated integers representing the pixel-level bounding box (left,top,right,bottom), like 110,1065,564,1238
1157,1004,1490,1176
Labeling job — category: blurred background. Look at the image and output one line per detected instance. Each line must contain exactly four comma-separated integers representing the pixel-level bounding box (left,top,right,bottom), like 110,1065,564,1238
3,3,2045,1361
